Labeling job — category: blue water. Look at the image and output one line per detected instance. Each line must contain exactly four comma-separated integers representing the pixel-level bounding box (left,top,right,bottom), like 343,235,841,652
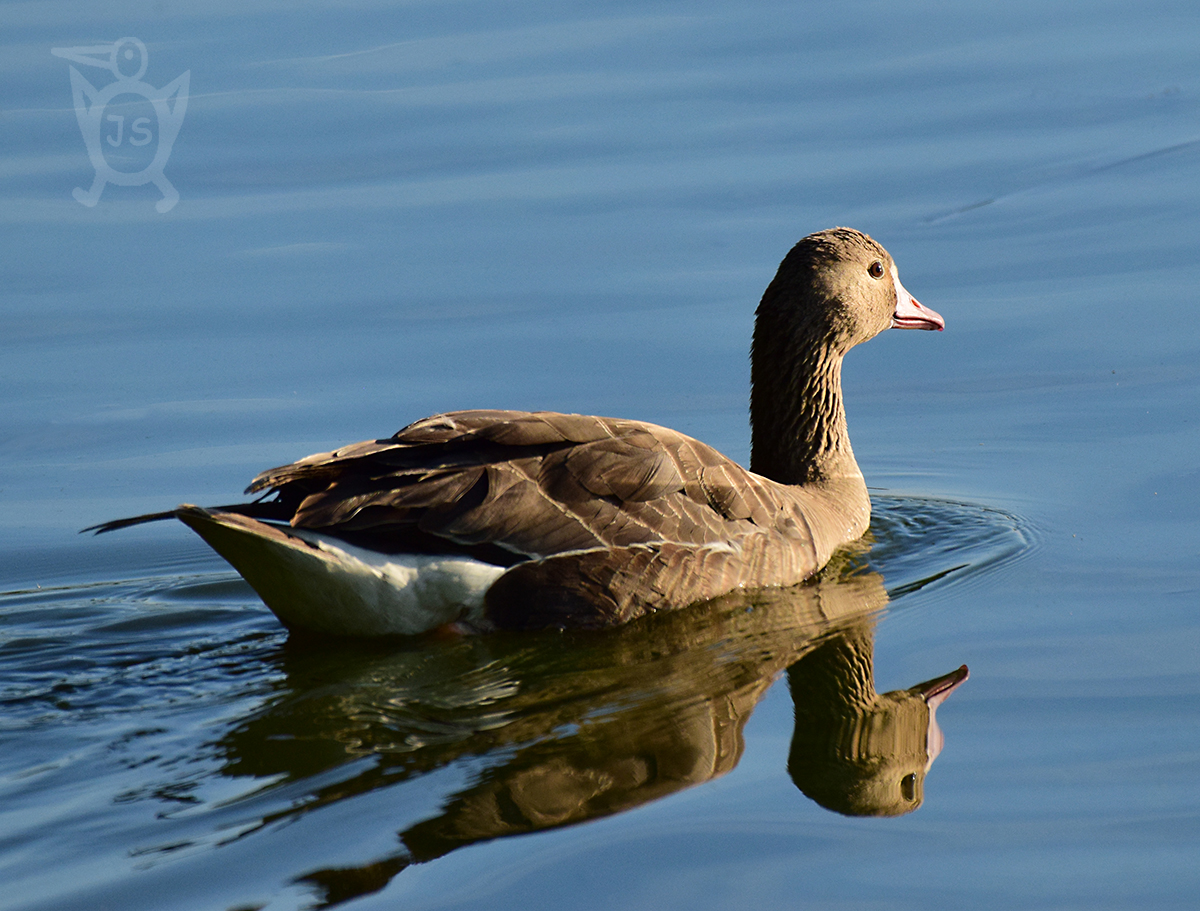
3,2,1200,909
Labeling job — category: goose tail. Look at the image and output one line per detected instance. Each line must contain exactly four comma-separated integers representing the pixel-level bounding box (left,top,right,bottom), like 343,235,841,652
174,505,505,637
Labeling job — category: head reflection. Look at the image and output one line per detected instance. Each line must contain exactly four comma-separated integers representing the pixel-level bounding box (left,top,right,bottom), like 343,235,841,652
786,627,968,816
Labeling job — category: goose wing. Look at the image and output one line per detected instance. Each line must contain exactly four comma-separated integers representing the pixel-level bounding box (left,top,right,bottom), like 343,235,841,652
248,410,809,569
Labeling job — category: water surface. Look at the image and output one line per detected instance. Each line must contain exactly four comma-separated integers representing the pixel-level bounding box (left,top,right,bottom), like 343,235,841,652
2,1,1199,909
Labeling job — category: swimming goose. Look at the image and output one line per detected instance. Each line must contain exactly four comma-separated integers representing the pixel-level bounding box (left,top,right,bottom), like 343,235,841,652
88,228,943,636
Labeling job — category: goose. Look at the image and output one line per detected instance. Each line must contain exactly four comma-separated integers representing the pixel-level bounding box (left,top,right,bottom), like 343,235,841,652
88,227,943,636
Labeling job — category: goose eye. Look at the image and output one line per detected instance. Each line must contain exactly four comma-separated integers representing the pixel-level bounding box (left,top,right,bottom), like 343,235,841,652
868,261,885,279
900,773,918,801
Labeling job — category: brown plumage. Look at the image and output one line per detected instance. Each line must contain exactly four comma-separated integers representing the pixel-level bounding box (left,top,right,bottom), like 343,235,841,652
87,227,944,636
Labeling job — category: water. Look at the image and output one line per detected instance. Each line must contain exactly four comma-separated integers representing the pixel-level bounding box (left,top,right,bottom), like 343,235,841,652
3,2,1199,909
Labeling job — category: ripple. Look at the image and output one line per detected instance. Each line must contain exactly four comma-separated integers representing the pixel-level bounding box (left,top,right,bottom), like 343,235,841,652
866,495,1038,603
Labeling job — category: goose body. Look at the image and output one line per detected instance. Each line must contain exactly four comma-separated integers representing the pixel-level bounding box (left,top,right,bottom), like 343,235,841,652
91,228,943,636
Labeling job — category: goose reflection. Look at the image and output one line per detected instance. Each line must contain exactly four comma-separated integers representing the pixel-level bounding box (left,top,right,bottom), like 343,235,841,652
787,630,966,816
215,557,966,908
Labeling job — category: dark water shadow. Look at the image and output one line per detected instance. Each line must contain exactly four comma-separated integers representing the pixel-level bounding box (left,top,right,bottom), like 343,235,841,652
222,565,921,908
210,493,1026,909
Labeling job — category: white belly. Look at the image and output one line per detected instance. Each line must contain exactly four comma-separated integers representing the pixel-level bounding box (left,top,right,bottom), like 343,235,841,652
175,505,507,636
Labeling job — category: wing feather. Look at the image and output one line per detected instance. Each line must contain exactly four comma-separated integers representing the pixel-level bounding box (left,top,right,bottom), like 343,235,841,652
243,411,819,593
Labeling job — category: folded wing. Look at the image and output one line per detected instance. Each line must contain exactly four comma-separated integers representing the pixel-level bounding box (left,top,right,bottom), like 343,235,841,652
246,410,824,626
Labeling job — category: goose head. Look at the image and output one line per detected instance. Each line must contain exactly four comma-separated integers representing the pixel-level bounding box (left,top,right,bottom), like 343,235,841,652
756,227,943,357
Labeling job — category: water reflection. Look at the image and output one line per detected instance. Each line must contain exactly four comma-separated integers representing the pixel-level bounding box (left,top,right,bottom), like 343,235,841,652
216,554,965,908
787,631,966,816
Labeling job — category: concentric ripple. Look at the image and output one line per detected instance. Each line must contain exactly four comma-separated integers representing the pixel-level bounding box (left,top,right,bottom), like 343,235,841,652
866,495,1037,602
